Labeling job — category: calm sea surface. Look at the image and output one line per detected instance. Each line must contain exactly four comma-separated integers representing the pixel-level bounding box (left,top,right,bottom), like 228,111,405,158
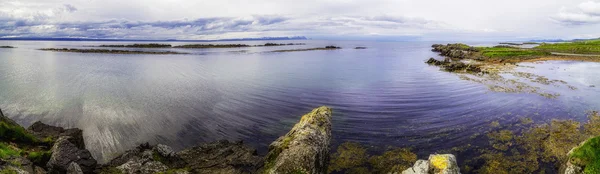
1,40,599,162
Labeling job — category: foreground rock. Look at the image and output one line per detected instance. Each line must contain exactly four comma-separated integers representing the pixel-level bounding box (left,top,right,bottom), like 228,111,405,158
263,106,333,174
1,106,334,174
402,154,460,174
47,136,97,173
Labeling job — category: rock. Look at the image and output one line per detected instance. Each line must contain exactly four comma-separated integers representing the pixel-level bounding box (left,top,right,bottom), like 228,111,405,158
117,159,144,174
403,154,460,174
431,44,479,59
564,162,583,174
27,121,85,149
139,161,168,174
154,144,176,158
115,157,169,174
34,166,47,174
402,160,429,174
67,162,83,174
263,106,333,174
177,140,263,174
103,143,152,167
354,47,367,49
47,136,97,173
428,154,460,174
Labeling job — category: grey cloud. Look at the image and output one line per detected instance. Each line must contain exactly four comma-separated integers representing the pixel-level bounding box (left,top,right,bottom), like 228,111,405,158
553,1,600,26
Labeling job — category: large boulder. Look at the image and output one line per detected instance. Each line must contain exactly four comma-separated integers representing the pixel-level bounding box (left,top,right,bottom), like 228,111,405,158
47,136,97,173
402,154,460,174
27,121,85,149
262,106,333,174
177,140,263,174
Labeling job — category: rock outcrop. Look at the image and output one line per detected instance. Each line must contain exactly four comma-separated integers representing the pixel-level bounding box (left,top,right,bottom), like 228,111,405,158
431,44,480,59
426,58,482,73
263,106,333,174
1,106,335,174
28,121,86,149
47,136,97,173
402,154,460,174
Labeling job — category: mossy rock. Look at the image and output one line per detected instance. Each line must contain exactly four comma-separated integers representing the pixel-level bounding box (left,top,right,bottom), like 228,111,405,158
567,136,600,174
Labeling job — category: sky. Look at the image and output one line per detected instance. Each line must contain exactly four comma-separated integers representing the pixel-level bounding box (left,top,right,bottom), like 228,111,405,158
1,0,600,41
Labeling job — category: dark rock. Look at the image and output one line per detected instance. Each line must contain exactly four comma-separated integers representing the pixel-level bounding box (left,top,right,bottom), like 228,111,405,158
431,43,479,59
263,106,333,174
354,47,367,49
177,140,263,174
47,136,97,173
28,121,85,149
67,162,83,174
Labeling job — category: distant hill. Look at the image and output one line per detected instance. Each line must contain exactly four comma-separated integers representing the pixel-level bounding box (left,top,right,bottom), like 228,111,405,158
0,36,308,42
530,37,600,43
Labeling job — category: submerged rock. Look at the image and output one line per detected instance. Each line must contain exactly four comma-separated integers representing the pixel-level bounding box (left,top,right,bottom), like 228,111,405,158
401,154,460,174
177,140,263,174
263,106,333,174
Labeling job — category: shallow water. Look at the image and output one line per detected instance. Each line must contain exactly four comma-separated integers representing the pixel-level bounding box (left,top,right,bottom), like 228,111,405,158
0,40,599,162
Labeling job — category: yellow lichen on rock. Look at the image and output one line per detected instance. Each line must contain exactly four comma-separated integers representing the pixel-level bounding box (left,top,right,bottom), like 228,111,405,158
431,155,449,170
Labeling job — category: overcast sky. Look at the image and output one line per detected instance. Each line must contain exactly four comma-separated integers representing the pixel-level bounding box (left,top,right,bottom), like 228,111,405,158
1,0,600,41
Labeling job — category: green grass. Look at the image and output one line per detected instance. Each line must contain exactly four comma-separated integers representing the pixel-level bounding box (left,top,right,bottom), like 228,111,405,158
479,47,550,58
0,143,21,159
0,168,19,174
570,136,600,174
535,40,600,54
0,121,38,144
27,150,52,166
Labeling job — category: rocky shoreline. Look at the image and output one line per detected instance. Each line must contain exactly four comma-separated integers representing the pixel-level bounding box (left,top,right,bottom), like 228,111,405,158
4,105,596,174
1,107,339,174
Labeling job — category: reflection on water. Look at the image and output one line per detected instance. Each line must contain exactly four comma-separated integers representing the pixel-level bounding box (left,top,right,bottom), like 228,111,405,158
0,40,599,162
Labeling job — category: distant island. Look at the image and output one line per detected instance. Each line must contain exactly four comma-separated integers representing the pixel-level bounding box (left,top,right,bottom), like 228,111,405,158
0,36,308,42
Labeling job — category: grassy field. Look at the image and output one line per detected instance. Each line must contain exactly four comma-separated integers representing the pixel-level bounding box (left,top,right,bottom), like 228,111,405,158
535,39,600,54
478,47,550,59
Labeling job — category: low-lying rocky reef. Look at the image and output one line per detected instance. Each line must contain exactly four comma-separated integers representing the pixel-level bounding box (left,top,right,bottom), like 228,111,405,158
272,46,342,52
172,43,305,48
98,44,172,48
0,46,15,48
39,48,188,55
426,58,482,73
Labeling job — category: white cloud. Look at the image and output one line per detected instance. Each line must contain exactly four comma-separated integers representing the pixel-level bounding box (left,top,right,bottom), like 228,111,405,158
553,1,600,25
0,0,599,40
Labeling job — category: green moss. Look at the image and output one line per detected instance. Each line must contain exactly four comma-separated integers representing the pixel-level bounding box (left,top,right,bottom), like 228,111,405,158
0,168,19,174
569,136,600,173
27,150,52,166
0,143,21,159
152,152,168,164
0,121,38,144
